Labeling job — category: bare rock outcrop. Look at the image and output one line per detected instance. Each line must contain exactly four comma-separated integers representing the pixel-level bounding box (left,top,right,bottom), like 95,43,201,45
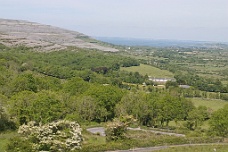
0,19,118,52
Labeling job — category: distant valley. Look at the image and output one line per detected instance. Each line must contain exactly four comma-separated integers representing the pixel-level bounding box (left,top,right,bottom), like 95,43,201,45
95,36,228,49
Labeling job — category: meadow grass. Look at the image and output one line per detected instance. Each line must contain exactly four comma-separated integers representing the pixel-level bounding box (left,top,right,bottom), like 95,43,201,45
156,144,228,152
190,98,228,111
120,64,174,78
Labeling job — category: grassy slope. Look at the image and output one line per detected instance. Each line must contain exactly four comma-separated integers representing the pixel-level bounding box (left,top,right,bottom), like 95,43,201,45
120,64,174,78
191,98,228,111
157,144,228,152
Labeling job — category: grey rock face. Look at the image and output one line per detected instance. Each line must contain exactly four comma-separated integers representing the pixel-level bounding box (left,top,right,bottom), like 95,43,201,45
0,19,118,52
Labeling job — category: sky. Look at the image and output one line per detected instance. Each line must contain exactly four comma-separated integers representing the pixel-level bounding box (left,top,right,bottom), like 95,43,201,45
0,0,228,42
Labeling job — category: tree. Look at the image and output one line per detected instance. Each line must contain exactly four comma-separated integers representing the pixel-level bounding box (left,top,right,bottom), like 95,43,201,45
9,91,65,124
186,106,209,130
115,92,143,120
31,91,65,124
76,96,98,121
63,77,90,95
165,81,178,89
85,85,124,121
9,91,37,125
11,73,38,93
0,95,16,131
115,92,194,127
209,105,228,137
156,94,194,127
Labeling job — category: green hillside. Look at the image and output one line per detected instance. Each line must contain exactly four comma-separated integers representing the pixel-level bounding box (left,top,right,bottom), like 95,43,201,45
120,63,174,78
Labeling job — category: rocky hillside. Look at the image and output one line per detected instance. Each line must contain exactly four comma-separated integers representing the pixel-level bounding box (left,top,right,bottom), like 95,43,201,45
0,19,118,52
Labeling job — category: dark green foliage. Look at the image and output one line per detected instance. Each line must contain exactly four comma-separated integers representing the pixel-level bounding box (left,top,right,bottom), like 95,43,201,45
209,105,228,137
9,91,66,124
0,46,144,87
11,73,38,93
186,106,209,130
0,108,16,131
0,94,16,131
63,77,90,95
220,93,228,101
121,57,139,67
75,96,99,121
174,74,225,93
32,91,65,123
115,92,194,127
165,81,178,89
85,84,125,121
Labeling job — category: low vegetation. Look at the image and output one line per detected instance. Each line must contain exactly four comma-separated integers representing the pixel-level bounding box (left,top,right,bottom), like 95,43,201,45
157,144,228,152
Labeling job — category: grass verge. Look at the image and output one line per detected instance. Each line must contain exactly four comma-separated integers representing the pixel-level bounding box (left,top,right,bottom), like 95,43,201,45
157,144,228,152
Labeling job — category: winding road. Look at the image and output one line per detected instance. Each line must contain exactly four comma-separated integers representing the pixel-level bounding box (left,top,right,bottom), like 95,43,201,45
86,127,185,137
86,127,106,136
86,127,227,152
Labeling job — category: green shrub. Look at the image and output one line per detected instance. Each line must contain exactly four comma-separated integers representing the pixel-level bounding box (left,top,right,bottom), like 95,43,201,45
6,137,35,152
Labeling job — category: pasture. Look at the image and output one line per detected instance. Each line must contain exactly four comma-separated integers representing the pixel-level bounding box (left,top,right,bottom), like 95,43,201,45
191,98,228,111
120,64,174,78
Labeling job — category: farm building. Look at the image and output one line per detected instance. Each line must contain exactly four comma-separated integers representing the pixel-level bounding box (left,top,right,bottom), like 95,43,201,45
149,77,176,84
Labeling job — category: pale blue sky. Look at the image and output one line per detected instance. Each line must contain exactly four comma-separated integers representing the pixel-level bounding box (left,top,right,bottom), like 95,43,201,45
0,0,228,42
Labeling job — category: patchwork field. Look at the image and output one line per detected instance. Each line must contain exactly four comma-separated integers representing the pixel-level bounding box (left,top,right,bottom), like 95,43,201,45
120,64,174,78
191,98,228,111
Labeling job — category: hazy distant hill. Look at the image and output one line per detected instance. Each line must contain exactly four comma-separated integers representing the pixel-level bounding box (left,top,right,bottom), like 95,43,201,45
0,19,118,52
95,37,228,49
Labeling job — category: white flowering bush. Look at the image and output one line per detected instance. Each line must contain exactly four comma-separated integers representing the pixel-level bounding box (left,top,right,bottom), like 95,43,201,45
18,120,82,151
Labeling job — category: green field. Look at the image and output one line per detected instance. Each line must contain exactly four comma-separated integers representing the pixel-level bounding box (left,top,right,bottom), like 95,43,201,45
157,144,228,152
120,64,174,78
191,98,228,111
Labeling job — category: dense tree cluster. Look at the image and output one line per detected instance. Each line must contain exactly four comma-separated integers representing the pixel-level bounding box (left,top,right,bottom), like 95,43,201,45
115,92,194,127
209,105,228,137
174,73,228,93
